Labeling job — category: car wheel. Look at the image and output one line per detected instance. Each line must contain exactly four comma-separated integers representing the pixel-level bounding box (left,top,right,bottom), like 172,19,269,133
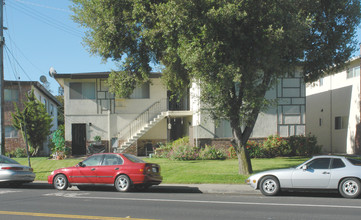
114,175,132,192
53,174,68,190
339,178,361,199
259,176,280,196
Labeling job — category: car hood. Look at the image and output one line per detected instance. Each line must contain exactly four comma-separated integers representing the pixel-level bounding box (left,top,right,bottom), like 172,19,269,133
249,167,296,178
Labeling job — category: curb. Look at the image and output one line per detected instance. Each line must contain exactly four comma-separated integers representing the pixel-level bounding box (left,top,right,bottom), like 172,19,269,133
35,181,259,195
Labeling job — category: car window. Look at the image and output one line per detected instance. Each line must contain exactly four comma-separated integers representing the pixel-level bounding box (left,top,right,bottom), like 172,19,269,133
123,154,145,163
331,159,345,169
102,154,124,166
306,158,331,169
82,155,103,166
346,158,361,166
0,155,19,164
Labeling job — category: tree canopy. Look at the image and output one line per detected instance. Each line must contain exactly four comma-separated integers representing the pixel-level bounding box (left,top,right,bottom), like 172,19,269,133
71,0,361,174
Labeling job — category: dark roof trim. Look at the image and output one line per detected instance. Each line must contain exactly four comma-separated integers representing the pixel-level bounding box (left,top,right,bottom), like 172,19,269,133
5,80,61,106
53,71,162,79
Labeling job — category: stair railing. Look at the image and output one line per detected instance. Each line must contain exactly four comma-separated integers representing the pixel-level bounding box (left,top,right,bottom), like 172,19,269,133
118,98,168,147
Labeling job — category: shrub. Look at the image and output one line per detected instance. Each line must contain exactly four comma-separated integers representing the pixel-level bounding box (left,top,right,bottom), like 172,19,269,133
262,134,291,158
154,137,190,158
227,146,237,159
51,125,69,159
169,144,199,161
289,134,322,156
11,147,35,158
246,141,263,158
199,145,226,160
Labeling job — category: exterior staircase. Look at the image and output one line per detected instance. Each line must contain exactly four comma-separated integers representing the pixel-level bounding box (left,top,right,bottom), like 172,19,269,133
116,99,168,153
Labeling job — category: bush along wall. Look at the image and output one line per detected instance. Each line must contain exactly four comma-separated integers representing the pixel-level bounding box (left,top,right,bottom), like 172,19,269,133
154,134,322,160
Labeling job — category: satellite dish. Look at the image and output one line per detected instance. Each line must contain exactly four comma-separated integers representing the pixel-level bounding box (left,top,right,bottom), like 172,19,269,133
49,67,57,78
40,75,47,83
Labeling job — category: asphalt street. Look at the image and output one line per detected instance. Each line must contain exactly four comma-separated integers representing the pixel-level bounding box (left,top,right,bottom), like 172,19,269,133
0,182,361,220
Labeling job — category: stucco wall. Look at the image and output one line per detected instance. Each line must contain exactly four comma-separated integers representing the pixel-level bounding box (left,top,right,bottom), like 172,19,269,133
306,57,360,154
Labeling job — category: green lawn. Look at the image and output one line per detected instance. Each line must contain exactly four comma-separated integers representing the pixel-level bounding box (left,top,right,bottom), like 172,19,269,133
14,157,308,184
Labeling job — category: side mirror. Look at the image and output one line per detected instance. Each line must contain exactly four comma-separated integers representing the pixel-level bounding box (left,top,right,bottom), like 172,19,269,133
78,162,85,167
301,165,308,171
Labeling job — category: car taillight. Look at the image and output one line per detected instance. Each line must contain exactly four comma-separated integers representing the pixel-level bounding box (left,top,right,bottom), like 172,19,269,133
1,167,23,170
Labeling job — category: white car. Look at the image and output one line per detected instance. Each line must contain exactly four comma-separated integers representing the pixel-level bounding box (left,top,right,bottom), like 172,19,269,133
246,155,361,198
0,155,35,186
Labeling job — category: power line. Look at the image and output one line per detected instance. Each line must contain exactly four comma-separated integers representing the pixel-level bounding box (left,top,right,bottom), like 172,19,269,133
6,0,83,38
4,44,32,81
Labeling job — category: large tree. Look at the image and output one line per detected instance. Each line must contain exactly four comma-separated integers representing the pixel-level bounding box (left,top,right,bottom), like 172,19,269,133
12,90,53,156
71,0,361,174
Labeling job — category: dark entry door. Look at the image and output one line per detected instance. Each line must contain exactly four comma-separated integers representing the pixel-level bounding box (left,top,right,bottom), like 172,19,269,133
72,124,86,155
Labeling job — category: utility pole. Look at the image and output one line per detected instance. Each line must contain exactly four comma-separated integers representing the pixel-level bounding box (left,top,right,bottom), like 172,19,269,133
0,0,5,155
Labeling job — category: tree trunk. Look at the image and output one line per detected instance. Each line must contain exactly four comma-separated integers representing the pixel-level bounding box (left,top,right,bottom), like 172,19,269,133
236,145,252,175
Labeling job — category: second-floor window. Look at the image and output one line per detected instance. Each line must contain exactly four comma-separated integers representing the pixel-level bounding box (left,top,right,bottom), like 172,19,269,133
129,83,150,99
4,89,19,102
70,82,95,99
347,66,360,79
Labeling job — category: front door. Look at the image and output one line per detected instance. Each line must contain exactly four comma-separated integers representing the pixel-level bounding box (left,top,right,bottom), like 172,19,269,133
72,124,86,155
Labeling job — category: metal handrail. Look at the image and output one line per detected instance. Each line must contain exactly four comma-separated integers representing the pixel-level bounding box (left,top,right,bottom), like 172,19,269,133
118,98,168,146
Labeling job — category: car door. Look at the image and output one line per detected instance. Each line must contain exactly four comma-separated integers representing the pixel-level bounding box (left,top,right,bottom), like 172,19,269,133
95,154,124,184
69,154,104,184
291,158,331,188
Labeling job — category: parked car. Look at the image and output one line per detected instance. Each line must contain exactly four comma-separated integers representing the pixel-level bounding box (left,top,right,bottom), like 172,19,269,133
48,153,162,192
246,155,361,198
0,154,35,186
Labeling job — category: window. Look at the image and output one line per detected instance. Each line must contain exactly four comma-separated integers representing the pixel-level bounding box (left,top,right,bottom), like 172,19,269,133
5,126,18,138
306,158,331,169
331,159,345,169
319,78,324,86
82,155,103,166
347,66,360,79
335,116,348,130
102,154,123,166
347,158,361,166
129,83,150,99
69,82,95,99
4,89,19,102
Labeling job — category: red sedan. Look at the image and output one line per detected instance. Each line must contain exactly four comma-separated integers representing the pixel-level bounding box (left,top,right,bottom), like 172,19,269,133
48,153,162,192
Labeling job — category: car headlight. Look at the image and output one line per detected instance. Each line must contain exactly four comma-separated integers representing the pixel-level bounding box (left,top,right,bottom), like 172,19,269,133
51,171,54,175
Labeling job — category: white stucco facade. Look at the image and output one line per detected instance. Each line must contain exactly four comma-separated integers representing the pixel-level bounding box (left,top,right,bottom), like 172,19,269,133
190,74,306,139
306,56,360,154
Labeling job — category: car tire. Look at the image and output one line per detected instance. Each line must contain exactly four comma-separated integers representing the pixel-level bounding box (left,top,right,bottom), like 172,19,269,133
259,176,280,196
114,174,132,192
53,174,68,190
339,178,361,199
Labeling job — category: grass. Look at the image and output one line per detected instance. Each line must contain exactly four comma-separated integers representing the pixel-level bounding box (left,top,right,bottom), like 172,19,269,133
14,156,308,184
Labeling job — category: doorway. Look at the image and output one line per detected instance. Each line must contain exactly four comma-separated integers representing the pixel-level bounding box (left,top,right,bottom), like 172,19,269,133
72,124,86,155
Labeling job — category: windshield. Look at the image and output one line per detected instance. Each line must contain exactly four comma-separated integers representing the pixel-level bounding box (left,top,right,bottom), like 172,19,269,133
123,154,145,163
0,155,20,164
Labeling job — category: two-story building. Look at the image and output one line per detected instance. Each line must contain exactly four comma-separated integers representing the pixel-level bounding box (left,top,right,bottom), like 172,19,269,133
53,71,306,156
306,56,360,154
4,80,61,156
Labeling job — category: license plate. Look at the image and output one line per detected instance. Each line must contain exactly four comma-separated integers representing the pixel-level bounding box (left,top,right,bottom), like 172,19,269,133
152,167,158,173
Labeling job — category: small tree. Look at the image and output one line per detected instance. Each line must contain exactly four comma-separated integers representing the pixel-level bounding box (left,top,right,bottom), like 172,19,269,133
12,90,53,156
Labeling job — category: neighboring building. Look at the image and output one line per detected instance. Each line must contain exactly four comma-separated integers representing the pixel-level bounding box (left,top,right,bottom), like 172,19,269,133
4,81,61,156
306,56,360,154
192,73,306,147
54,71,306,156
